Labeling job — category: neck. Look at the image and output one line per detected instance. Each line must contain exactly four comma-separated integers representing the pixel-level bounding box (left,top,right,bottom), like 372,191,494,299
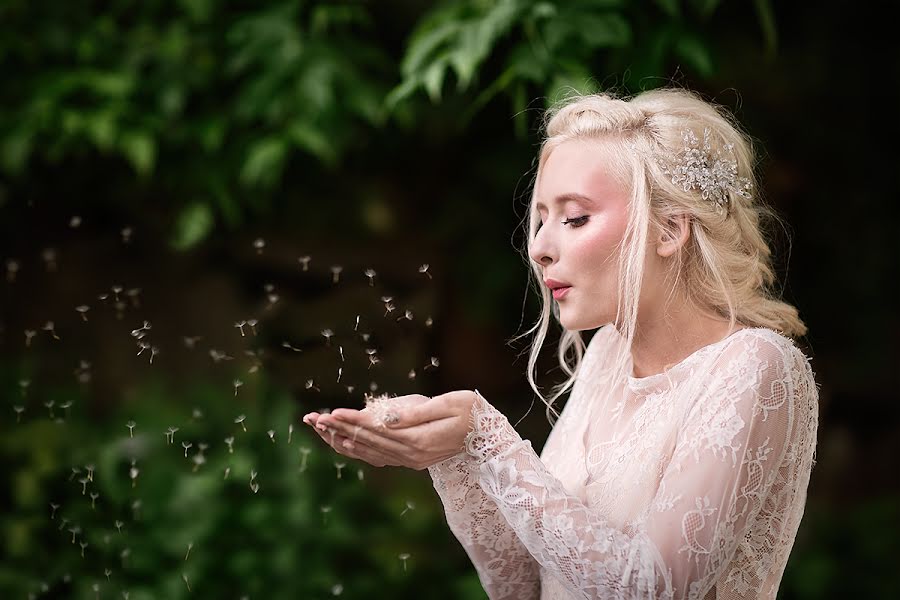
628,296,742,379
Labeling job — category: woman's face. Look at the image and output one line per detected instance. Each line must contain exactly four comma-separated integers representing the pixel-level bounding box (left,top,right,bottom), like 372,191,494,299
529,139,636,331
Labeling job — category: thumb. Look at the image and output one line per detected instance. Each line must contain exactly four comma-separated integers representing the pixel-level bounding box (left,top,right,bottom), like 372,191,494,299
387,397,453,427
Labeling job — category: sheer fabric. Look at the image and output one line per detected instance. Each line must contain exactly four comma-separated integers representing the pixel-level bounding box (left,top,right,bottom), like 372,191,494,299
428,326,819,599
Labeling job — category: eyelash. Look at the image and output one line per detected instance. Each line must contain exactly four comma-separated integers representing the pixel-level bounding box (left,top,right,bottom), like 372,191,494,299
562,216,589,228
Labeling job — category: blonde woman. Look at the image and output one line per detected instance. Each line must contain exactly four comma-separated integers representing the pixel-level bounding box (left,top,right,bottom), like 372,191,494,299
304,88,820,600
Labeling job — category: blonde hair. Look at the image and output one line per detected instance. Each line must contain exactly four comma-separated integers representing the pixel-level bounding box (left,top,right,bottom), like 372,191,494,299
519,87,807,424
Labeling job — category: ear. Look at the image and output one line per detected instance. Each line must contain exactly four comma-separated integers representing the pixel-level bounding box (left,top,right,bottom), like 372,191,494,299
656,214,691,258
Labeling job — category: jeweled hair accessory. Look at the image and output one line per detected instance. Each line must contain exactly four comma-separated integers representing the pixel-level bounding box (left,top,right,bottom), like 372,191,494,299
660,128,753,212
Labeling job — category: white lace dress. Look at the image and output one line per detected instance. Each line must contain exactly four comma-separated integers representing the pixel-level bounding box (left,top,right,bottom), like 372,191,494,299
428,325,819,599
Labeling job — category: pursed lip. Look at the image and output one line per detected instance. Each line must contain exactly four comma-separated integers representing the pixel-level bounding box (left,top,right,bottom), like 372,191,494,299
543,278,572,291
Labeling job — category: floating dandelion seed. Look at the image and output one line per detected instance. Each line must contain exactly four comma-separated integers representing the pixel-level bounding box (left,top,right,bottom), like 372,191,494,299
266,292,279,307
233,379,243,397
305,379,320,392
182,442,192,458
360,332,371,342
74,360,92,384
320,505,332,525
354,315,360,331
192,408,203,421
298,255,311,271
425,316,433,327
182,573,191,592
126,287,141,308
69,215,82,228
330,265,343,283
357,468,364,481
224,467,231,480
336,367,342,383
111,285,123,302
250,470,258,482
253,238,265,254
267,429,275,443
165,427,179,444
44,400,55,419
90,492,99,509
250,482,260,494
383,302,395,316
149,346,160,364
13,406,24,423
209,349,233,362
50,503,59,519
288,423,294,444
282,341,303,352
345,385,355,394
76,305,90,321
79,477,89,495
334,462,346,479
126,420,136,437
121,226,133,243
115,520,123,534
69,525,81,543
400,500,416,516
299,447,311,472
368,355,380,369
225,436,235,453
235,415,247,431
397,309,413,322
42,248,58,271
136,341,150,356
24,329,36,347
131,499,142,519
425,356,440,370
69,467,81,481
339,346,344,362
60,400,73,418
183,335,202,349
19,378,30,396
399,553,411,572
364,268,376,286
122,590,130,599
321,328,334,345
418,263,432,279
331,583,344,596
59,517,69,531
80,541,88,557
235,321,247,336
105,569,112,582
6,259,19,283
198,442,208,452
121,547,131,566
247,319,258,335
369,381,379,392
86,464,95,482
408,369,416,380
192,453,206,472
185,542,193,561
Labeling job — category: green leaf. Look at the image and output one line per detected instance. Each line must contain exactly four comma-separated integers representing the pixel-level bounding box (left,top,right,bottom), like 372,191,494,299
753,0,778,57
119,131,157,177
240,136,288,187
423,58,449,102
577,13,632,48
401,22,460,76
674,33,714,77
170,202,214,250
288,124,338,165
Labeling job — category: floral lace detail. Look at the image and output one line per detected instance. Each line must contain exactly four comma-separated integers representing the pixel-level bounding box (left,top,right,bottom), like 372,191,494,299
428,327,819,600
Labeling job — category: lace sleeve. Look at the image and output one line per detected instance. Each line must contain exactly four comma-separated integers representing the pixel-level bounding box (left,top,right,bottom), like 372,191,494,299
428,454,541,599
463,335,818,600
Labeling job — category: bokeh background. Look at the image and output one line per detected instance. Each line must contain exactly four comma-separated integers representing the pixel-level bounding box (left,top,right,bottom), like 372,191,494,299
1,1,897,598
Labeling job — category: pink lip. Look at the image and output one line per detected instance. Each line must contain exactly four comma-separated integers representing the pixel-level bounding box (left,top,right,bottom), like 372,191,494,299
552,286,571,300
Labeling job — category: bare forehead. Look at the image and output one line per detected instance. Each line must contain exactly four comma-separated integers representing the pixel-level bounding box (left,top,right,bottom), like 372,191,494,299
534,141,627,210
534,193,596,211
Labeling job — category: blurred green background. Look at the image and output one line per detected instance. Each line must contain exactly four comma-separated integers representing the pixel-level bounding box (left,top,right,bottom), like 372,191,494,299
1,1,897,598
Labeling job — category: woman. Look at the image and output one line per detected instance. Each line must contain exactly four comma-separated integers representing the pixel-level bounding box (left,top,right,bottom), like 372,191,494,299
303,88,819,599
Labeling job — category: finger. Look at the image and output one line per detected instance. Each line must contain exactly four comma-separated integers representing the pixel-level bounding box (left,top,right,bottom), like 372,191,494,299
386,396,456,428
317,414,413,456
310,417,406,466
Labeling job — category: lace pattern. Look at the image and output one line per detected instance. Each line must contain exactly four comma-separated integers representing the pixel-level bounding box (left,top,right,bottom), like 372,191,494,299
428,327,819,600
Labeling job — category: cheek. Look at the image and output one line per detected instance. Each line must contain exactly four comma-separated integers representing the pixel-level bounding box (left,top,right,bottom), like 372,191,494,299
570,224,622,275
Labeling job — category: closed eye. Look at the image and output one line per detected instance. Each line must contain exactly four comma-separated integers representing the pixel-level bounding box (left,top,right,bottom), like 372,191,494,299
562,216,589,227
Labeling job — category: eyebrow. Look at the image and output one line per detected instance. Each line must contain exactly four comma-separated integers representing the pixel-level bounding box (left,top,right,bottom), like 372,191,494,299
535,193,596,211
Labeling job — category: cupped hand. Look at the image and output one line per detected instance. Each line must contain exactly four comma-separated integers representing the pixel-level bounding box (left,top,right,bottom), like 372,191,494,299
302,390,478,470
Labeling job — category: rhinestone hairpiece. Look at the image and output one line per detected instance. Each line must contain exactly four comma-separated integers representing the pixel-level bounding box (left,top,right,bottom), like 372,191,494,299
660,128,753,212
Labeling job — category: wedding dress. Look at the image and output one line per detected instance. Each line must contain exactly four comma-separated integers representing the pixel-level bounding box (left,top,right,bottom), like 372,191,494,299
428,325,819,599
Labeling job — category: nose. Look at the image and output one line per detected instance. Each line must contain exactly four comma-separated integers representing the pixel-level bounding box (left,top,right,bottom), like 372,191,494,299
528,223,556,267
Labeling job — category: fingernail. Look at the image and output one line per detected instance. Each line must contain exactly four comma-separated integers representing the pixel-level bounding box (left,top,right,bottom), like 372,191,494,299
342,440,354,450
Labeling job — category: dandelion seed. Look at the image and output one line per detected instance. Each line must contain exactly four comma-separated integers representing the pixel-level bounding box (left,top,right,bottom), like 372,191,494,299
136,341,150,356
105,569,112,582
182,573,191,592
369,382,379,392
193,408,203,421
331,583,344,596
282,341,303,352
408,369,416,380
305,379,320,392
345,385,355,394
383,302,395,316
60,400,73,418
24,329,36,347
183,335,202,349
425,356,440,370
225,436,235,453
6,259,19,283
69,525,81,543
399,552,411,572
209,349,233,362
79,477,89,495
85,464,95,482
400,500,415,516
74,360,92,384
125,420,136,437
334,462,346,479
250,482,259,494
185,542,193,561
247,319,258,335
182,442,192,457
354,315,360,331
122,590,130,599
191,453,206,472
121,226,133,243
13,405,24,423
320,505,332,525
126,287,141,308
368,355,380,369
298,447,311,472
80,541,88,557
266,292,279,307
298,255,311,271
364,268,376,286
165,427,179,444
233,379,243,397
90,492,99,509
70,215,82,228
115,520,123,533
41,248,58,271
224,466,231,480
59,517,69,531
234,415,247,431
418,263,432,279
235,321,247,336
250,470,258,482
198,442,208,452
253,238,265,254
288,423,294,444
50,503,60,519
360,333,370,342
131,499,141,519
121,547,131,566
396,309,413,322
357,468,364,481
425,316,433,327
330,265,343,283
114,300,127,320
76,305,90,321
149,346,159,364
321,328,334,345
267,429,275,443
129,462,140,489
111,285,123,302
69,467,81,481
